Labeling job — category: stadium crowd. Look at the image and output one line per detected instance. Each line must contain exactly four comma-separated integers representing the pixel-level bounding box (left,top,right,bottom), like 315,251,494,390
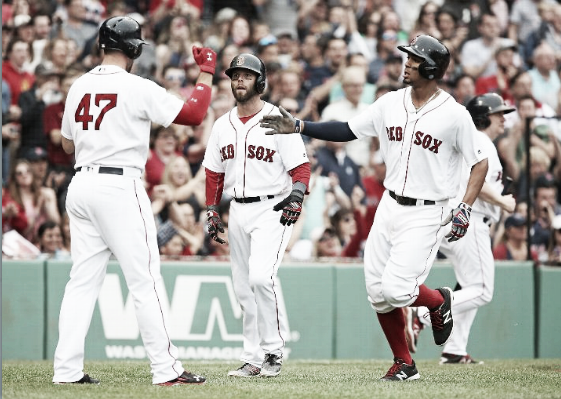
2,0,561,265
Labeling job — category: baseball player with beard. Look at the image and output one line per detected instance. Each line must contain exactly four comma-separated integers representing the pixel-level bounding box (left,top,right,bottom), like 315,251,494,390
202,53,310,378
406,93,516,364
54,16,215,386
260,35,488,381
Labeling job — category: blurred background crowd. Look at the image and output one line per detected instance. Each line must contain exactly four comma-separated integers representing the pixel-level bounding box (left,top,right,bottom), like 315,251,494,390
2,0,561,265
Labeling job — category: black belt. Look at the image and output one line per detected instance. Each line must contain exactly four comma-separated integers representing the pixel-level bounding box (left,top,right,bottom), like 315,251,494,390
76,166,123,175
234,195,275,204
389,190,435,206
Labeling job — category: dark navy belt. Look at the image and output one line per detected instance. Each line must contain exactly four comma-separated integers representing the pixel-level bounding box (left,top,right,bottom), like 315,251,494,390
389,190,436,206
234,195,275,204
76,166,123,175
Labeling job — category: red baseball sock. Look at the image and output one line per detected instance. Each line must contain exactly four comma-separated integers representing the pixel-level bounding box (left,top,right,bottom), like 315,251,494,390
411,284,444,310
377,308,412,365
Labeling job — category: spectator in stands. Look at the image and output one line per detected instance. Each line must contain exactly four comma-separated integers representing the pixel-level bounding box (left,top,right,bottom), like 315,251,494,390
362,150,386,231
44,70,80,172
23,146,49,186
7,159,60,243
461,13,512,79
2,37,34,109
436,7,468,58
37,219,68,258
154,15,196,83
204,7,237,51
508,0,557,46
182,108,215,177
528,42,560,112
300,32,331,96
40,37,69,75
29,13,52,73
169,202,205,256
18,63,62,158
493,213,539,263
410,1,441,39
2,182,28,235
450,74,476,106
316,140,364,199
530,173,561,261
321,65,371,168
546,214,561,266
56,0,98,51
226,15,253,48
314,226,343,258
157,219,185,259
367,30,399,84
145,126,182,195
475,41,520,101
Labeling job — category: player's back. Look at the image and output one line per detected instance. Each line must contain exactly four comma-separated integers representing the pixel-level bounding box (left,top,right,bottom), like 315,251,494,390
62,65,182,171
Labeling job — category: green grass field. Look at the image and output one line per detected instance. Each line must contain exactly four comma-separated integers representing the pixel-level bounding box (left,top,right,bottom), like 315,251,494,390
3,359,561,399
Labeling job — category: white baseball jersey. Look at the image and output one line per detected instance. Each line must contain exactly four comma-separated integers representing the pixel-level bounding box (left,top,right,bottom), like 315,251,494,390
61,64,184,171
54,64,190,384
451,130,503,222
348,87,486,201
202,101,308,367
202,102,309,197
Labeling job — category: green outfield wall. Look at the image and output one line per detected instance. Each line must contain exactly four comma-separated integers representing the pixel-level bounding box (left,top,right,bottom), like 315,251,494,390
2,259,559,361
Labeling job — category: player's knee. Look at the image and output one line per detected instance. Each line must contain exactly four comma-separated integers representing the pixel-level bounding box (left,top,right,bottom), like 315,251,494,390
381,285,407,308
248,273,269,291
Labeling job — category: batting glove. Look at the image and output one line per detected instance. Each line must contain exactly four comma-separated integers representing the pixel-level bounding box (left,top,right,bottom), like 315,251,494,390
261,106,302,136
441,202,471,242
273,182,306,226
192,46,217,75
206,205,226,244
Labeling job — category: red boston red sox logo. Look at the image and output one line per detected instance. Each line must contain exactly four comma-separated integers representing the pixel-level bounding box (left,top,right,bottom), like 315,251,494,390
220,144,276,162
386,126,443,153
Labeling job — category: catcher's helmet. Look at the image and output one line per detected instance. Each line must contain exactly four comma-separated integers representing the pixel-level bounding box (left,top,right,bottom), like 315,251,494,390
98,16,146,60
398,35,450,80
225,53,267,93
466,93,515,129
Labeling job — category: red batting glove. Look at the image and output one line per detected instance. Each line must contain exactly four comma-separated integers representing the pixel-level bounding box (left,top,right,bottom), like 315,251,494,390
192,46,217,75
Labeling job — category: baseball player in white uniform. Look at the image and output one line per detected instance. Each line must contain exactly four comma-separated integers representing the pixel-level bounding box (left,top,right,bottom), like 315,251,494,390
408,93,516,364
261,35,489,381
53,16,216,385
202,53,310,378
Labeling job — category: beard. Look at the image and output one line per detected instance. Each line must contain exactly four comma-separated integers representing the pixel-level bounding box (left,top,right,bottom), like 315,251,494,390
232,84,258,103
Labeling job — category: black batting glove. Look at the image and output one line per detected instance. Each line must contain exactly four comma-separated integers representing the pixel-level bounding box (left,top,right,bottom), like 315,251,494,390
273,182,305,226
206,205,226,244
441,202,471,242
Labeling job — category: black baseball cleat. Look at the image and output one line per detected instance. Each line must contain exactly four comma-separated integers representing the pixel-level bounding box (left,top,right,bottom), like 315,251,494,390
429,287,454,346
53,373,100,384
440,353,484,365
157,371,206,386
380,358,420,381
260,353,282,377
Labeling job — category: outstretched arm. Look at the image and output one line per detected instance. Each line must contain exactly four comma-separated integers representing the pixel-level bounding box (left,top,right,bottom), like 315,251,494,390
260,106,357,142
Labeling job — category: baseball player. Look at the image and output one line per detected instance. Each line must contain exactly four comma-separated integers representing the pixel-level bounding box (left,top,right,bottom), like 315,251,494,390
53,16,216,385
260,35,489,381
202,53,310,377
406,93,516,363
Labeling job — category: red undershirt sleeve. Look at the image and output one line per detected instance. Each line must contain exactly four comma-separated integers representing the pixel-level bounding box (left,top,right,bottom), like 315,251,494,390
288,162,311,193
172,83,212,126
205,167,225,206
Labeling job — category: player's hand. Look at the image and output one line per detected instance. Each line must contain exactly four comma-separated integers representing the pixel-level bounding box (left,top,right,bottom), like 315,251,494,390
273,188,304,226
206,205,226,244
441,202,471,242
192,46,217,75
261,106,300,135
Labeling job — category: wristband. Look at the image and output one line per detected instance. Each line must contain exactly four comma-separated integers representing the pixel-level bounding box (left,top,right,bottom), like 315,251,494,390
294,119,302,133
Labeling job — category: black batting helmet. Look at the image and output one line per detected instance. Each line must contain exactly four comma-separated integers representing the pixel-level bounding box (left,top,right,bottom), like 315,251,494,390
466,93,515,129
98,16,147,60
225,53,267,93
398,35,450,80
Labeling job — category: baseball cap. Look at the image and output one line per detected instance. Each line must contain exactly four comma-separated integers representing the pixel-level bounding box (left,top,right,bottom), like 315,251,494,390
504,213,526,229
534,173,557,190
24,147,48,162
495,39,518,56
157,220,178,247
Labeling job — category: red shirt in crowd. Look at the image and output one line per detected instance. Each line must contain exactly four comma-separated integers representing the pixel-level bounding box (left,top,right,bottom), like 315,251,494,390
43,101,74,167
2,60,35,105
